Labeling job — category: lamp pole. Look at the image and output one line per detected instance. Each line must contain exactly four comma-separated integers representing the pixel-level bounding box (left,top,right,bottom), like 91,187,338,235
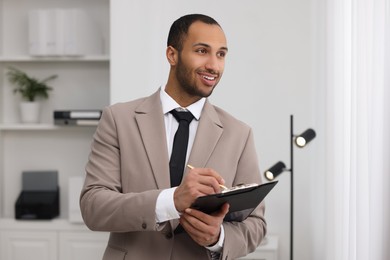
290,115,294,260
264,115,316,260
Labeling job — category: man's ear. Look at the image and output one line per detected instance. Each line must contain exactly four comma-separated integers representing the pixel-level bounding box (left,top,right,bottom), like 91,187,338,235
166,46,178,66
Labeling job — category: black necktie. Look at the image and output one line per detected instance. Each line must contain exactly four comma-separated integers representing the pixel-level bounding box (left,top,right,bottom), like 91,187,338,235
169,109,194,187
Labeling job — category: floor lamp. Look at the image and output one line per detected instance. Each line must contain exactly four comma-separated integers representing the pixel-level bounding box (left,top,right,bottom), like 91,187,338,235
264,115,316,260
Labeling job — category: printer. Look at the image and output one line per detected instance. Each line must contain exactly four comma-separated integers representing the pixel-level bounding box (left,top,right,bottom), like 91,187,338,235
15,171,59,220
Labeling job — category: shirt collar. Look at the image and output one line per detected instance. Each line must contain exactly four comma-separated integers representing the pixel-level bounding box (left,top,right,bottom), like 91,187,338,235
160,87,205,121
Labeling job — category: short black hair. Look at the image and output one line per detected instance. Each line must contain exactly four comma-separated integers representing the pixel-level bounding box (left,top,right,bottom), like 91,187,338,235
167,14,221,51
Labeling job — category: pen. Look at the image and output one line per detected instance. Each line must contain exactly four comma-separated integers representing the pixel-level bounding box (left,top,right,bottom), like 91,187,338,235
186,164,228,191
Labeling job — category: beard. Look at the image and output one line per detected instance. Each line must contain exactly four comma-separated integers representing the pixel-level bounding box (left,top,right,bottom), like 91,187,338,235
175,53,219,98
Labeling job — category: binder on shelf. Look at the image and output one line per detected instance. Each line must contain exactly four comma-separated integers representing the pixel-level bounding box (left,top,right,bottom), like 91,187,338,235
28,9,48,56
29,9,63,56
54,110,102,119
54,119,99,126
28,8,103,56
54,110,102,126
45,9,58,56
63,9,103,56
191,181,278,222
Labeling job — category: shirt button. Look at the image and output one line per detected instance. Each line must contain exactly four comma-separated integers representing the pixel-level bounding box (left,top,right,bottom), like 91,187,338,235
165,233,173,239
142,223,147,229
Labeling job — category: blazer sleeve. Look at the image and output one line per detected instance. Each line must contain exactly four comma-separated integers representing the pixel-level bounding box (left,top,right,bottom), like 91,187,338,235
80,106,165,233
220,128,267,260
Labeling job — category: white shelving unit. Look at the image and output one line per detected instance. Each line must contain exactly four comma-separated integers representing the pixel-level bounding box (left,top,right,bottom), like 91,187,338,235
0,0,110,259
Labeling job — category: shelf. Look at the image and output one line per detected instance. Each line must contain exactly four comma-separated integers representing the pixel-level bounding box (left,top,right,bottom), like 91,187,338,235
0,55,110,62
0,124,97,131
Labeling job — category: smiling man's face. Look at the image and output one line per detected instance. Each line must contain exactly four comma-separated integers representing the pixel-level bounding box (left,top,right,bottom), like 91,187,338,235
173,21,228,99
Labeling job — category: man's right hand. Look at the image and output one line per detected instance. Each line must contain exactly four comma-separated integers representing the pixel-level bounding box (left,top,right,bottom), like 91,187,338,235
174,166,225,213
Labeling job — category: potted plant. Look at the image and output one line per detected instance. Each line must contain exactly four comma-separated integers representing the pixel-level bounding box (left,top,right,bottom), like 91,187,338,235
7,67,57,124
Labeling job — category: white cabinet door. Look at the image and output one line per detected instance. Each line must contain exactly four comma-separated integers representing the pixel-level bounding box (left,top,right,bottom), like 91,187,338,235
0,230,57,260
59,231,109,260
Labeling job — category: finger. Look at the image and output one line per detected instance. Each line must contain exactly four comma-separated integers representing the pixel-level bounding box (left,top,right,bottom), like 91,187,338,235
197,168,225,185
183,208,218,230
180,214,205,239
181,210,222,246
179,179,216,197
188,167,225,185
180,219,209,246
196,184,218,196
184,173,223,195
180,213,211,242
183,208,209,224
196,175,225,194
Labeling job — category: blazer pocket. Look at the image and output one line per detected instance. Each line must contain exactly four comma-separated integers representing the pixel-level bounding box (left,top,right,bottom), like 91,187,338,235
103,244,127,260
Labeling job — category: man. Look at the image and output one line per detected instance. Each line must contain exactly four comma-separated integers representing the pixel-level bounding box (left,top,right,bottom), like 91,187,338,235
80,14,266,260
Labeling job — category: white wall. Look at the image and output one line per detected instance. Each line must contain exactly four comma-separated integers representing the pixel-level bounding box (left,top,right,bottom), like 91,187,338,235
111,1,314,260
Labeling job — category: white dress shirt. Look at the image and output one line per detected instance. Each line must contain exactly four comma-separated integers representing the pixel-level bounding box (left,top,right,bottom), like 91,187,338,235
155,87,224,254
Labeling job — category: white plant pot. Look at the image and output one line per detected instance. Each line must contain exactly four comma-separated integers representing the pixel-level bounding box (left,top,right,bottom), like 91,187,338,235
20,101,41,124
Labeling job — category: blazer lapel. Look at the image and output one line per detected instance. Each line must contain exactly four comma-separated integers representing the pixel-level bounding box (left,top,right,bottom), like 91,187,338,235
187,101,223,169
135,91,170,189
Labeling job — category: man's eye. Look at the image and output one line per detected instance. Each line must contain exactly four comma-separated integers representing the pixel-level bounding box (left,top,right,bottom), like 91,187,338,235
218,52,226,58
196,49,207,54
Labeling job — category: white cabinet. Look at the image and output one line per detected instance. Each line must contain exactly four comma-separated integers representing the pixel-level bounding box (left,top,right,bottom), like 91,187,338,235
0,219,109,260
0,230,57,260
59,231,108,260
238,236,278,260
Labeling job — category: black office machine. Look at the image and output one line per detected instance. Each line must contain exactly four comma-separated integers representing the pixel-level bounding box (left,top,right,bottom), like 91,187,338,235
15,171,59,220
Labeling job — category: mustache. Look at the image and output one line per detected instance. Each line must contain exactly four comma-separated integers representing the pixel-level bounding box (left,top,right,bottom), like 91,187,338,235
197,69,220,77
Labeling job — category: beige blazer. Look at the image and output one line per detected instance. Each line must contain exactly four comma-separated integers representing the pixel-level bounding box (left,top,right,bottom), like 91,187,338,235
80,90,266,260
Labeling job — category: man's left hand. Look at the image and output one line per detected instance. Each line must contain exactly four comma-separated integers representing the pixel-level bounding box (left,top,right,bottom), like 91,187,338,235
179,203,229,246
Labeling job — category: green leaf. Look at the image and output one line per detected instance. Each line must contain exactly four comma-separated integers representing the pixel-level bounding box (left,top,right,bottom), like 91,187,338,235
6,67,57,102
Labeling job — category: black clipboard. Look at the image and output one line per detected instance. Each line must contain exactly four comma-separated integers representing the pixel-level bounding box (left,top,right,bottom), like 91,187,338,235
190,181,278,222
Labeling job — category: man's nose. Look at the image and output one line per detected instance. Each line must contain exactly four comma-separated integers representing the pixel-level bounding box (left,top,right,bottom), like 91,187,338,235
205,55,222,72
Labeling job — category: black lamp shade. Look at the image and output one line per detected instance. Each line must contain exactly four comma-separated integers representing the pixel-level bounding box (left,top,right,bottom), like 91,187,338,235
264,161,286,181
295,128,316,148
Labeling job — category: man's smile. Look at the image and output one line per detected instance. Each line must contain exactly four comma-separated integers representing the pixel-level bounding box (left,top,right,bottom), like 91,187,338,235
198,72,219,86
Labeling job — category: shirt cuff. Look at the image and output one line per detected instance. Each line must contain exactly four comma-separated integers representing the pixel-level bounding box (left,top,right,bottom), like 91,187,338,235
155,187,180,223
205,224,224,253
